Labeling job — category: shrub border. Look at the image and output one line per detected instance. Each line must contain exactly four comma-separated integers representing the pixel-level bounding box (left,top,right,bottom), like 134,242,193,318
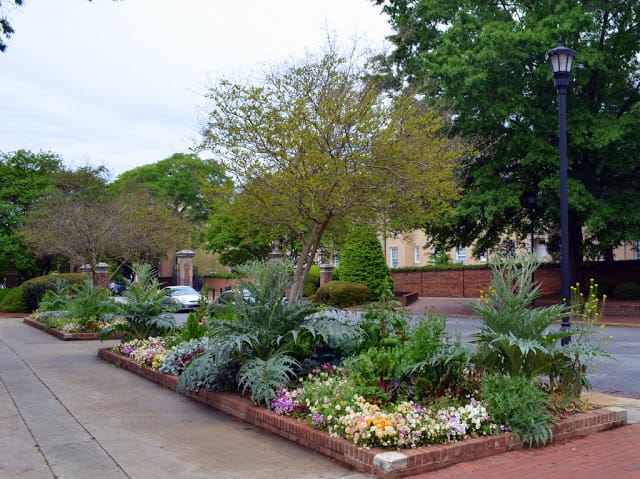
98,347,628,478
23,317,125,341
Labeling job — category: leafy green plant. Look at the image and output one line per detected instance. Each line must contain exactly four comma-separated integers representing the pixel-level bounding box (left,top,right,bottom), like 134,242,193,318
469,254,572,378
37,278,71,312
179,310,208,341
403,313,471,400
481,374,554,447
66,279,116,326
100,263,175,340
179,260,356,407
20,273,87,312
357,284,409,351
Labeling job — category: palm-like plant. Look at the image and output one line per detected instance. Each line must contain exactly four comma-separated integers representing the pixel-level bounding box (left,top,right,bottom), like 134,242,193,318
179,260,356,407
67,279,117,327
469,254,571,378
100,263,175,340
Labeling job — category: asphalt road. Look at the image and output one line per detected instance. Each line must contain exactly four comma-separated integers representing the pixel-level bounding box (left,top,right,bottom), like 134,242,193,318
444,316,639,395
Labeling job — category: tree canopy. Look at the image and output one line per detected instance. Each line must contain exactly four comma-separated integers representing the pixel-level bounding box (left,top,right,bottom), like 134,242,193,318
199,47,466,301
0,149,63,279
374,0,640,278
22,167,192,280
110,153,232,224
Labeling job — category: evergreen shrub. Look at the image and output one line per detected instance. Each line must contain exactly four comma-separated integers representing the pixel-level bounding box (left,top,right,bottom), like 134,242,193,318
0,286,28,313
338,225,391,298
313,280,371,307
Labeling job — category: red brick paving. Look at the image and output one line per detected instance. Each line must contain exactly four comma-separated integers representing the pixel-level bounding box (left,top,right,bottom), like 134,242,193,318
407,423,640,479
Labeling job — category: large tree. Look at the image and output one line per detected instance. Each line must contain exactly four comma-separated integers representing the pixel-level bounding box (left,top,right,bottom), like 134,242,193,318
110,153,232,224
22,168,192,281
0,149,63,279
199,48,466,301
373,0,640,280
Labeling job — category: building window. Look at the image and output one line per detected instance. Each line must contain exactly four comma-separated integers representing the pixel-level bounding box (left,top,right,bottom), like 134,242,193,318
390,247,399,268
479,250,488,262
456,247,466,264
333,251,340,267
634,241,640,260
414,246,421,264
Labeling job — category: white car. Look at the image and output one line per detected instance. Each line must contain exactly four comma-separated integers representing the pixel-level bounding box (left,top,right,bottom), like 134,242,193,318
161,286,203,311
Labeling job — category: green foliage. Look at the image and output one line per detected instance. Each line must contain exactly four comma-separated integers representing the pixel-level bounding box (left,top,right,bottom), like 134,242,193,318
345,346,408,404
0,149,63,278
110,153,232,224
303,265,320,297
65,279,116,326
469,254,572,378
179,260,356,407
100,263,175,340
179,310,208,342
338,225,392,298
37,278,70,312
346,310,471,405
199,48,463,301
0,285,28,312
358,288,409,350
237,354,299,407
312,281,371,307
21,273,87,312
377,0,640,265
403,315,471,399
203,203,274,267
481,374,555,447
612,282,640,300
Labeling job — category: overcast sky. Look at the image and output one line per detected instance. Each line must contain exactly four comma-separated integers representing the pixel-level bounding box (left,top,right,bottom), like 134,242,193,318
1,0,392,178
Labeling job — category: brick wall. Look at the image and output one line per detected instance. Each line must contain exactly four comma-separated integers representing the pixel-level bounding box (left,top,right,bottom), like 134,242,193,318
391,260,640,299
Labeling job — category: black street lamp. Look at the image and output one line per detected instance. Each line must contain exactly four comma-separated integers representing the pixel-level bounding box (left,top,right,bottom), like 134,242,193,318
523,192,537,255
546,39,576,345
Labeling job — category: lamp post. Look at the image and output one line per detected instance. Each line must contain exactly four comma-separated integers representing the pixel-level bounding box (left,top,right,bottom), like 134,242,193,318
546,39,576,345
524,193,537,255
524,192,537,307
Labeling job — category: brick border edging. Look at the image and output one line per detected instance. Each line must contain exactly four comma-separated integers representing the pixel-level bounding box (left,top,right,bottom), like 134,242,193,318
98,348,628,479
23,317,125,341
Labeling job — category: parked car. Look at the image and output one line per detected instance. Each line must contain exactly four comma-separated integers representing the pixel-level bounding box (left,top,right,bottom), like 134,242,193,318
109,281,127,295
215,288,253,305
161,286,203,311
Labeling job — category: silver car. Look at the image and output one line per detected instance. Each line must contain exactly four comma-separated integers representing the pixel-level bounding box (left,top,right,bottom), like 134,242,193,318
161,286,203,311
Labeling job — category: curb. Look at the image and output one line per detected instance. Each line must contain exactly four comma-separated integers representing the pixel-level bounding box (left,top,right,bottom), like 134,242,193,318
98,347,628,479
22,317,125,341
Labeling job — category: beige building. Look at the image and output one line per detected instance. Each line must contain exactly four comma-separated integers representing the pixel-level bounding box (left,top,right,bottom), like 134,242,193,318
383,230,639,269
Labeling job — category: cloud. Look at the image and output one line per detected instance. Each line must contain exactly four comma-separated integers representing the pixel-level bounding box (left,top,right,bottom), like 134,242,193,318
0,0,391,176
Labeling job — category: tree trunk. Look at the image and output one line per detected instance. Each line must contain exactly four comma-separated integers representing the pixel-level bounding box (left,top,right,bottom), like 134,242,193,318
288,221,328,302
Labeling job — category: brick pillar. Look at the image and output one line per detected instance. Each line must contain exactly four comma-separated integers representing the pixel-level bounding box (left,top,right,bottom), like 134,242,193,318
95,262,110,288
319,264,334,286
175,250,196,287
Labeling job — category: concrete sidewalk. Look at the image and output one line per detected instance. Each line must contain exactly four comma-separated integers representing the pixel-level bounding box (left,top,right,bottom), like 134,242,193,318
2,314,640,479
0,317,368,479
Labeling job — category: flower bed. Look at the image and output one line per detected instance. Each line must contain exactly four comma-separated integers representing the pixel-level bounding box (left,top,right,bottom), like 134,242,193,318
98,347,628,479
23,317,125,341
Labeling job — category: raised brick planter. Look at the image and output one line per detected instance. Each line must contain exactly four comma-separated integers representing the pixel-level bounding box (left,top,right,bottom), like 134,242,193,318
23,317,125,341
98,347,628,478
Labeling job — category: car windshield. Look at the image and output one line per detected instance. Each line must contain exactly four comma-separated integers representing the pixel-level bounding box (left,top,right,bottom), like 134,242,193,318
168,287,199,296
